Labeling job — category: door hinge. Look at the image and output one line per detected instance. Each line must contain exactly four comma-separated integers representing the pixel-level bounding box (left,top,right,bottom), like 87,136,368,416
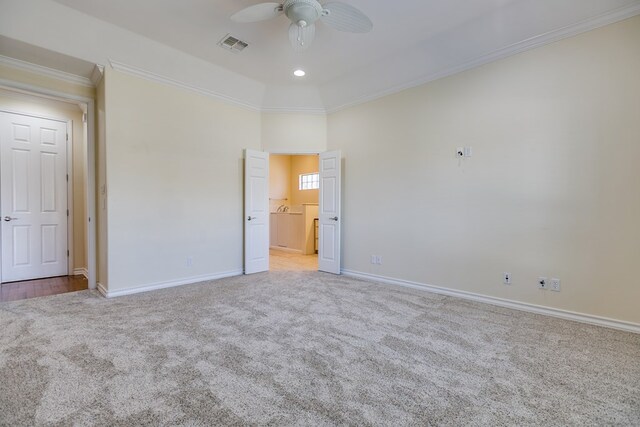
66,133,69,141
67,250,69,257
66,174,69,182
67,209,69,216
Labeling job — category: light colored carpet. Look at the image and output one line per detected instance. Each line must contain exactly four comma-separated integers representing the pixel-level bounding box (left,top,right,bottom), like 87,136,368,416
0,271,638,426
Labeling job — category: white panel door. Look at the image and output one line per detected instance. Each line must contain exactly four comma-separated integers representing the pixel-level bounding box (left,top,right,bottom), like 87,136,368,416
0,112,68,282
318,150,341,274
244,149,269,274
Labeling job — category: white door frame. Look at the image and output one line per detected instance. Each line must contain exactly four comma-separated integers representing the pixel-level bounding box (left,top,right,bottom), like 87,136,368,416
66,119,74,277
0,81,97,290
263,150,342,273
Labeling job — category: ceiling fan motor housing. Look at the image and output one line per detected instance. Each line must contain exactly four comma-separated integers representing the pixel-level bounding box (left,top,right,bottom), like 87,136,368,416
283,0,323,27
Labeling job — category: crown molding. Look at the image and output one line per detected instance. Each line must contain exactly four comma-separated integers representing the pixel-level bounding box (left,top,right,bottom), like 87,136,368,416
0,54,95,89
261,106,326,115
90,64,104,86
3,2,637,116
326,3,640,114
108,59,263,112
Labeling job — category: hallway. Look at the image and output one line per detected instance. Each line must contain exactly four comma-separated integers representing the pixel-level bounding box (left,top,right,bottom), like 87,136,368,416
0,275,88,302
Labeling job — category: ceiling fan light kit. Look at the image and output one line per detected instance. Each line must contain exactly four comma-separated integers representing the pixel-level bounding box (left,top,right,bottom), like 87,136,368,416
231,0,373,52
284,0,324,27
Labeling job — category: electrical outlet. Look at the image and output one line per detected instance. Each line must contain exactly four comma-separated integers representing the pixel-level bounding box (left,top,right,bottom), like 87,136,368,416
464,146,473,157
550,278,561,292
538,277,547,289
376,256,383,265
186,257,193,267
503,272,511,285
371,255,376,264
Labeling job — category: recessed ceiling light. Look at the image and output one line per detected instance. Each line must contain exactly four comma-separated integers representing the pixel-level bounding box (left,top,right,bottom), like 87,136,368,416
293,69,306,77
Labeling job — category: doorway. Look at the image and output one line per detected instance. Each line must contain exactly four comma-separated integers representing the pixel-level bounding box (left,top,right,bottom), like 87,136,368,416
0,111,69,282
244,149,341,275
0,86,95,297
268,154,319,271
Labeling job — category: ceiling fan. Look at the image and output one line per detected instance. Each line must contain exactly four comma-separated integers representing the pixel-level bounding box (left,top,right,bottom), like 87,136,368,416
231,0,373,52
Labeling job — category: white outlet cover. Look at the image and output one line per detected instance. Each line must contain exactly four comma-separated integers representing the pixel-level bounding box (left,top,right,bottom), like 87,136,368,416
551,278,561,292
503,272,511,285
464,147,473,157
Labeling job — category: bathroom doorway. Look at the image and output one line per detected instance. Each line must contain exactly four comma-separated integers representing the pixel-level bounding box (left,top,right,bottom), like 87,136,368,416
268,154,319,271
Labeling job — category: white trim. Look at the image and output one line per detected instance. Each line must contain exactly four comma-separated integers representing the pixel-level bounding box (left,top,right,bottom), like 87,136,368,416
0,80,93,103
0,107,69,123
85,101,96,291
98,270,243,298
73,268,88,278
3,3,638,115
342,269,640,335
108,60,262,112
66,119,73,277
96,281,107,297
326,4,640,113
261,106,326,115
90,65,104,86
0,55,94,88
2,4,639,116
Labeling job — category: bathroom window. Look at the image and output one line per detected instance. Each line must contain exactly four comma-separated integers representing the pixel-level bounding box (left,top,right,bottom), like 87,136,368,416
299,173,319,190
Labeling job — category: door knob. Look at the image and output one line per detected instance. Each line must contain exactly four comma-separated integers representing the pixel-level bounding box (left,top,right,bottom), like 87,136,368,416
330,216,338,221
3,216,18,222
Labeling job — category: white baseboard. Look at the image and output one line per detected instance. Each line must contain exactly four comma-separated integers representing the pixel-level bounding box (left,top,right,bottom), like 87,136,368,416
96,270,243,298
73,268,88,279
96,282,108,297
342,269,640,334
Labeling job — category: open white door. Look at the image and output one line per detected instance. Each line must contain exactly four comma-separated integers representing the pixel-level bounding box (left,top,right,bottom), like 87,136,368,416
244,149,269,274
0,112,68,282
318,150,341,274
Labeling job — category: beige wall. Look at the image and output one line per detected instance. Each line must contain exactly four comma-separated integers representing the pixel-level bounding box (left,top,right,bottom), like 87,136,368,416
290,155,319,206
261,113,326,153
269,155,291,211
96,72,108,287
103,67,261,292
327,16,640,324
269,154,319,209
0,89,87,272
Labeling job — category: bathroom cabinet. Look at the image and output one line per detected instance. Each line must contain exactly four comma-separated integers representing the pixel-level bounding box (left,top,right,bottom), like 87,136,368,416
270,204,318,254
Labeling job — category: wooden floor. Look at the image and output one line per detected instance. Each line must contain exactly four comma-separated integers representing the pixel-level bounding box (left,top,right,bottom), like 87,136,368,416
0,275,88,302
270,249,318,271
0,252,313,303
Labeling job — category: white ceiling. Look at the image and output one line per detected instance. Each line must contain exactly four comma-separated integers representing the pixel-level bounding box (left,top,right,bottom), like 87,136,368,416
2,0,640,111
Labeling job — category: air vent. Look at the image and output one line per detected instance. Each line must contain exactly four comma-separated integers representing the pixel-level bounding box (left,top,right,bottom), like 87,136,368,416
219,34,249,53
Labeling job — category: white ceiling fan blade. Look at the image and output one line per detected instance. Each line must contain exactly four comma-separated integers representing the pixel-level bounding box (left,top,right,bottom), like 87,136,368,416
231,2,283,23
321,2,373,33
288,23,315,52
